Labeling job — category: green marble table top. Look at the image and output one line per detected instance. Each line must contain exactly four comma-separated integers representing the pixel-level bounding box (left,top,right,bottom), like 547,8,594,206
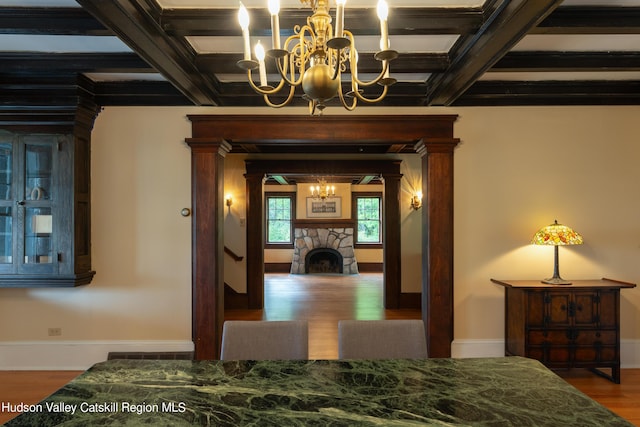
3,356,632,426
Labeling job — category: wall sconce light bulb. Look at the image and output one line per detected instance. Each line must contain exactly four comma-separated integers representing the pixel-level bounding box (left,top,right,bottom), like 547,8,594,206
225,195,233,207
411,192,422,210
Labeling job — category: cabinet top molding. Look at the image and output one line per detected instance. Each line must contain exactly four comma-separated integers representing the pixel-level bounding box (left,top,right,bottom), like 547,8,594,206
491,278,636,289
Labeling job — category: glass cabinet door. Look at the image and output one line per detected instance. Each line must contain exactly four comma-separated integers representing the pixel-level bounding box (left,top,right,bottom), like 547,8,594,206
21,143,54,269
0,142,12,266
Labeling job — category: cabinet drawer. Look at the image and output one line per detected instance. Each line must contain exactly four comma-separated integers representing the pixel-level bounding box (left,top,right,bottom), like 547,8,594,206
527,346,570,363
574,330,617,345
529,330,568,345
574,346,617,363
527,345,617,364
528,329,617,345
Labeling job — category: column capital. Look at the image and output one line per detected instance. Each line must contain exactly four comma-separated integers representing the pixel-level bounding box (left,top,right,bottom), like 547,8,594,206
414,138,460,156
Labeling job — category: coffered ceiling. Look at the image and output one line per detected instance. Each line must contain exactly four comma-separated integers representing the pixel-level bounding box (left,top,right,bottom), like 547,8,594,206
1,0,639,119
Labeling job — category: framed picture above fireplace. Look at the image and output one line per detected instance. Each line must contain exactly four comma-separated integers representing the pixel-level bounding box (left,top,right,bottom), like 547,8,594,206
306,197,342,218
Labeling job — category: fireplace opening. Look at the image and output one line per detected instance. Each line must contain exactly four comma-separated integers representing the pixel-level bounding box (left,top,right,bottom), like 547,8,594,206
305,248,343,274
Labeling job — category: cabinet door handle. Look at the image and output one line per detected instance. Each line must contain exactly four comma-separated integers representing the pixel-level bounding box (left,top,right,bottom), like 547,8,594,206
16,200,25,206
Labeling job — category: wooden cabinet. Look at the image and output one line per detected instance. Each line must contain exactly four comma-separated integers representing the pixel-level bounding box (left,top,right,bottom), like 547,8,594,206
0,131,94,287
492,278,636,383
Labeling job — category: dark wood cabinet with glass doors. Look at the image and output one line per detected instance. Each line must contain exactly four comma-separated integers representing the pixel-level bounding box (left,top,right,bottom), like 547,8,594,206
0,131,94,287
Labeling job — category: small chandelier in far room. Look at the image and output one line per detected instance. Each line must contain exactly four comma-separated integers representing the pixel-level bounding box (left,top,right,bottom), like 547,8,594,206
237,0,398,115
310,178,336,200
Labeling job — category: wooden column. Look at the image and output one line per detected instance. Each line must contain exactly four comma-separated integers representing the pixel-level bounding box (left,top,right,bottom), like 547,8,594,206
245,172,264,309
185,138,231,360
382,171,402,309
416,138,459,358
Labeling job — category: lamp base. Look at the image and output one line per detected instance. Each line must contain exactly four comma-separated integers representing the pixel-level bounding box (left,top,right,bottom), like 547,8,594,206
541,277,572,285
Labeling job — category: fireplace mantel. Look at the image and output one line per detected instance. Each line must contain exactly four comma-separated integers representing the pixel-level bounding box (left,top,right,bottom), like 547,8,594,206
293,219,355,229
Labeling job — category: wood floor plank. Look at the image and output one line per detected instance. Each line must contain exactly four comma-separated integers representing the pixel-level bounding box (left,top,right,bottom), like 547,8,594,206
0,370,82,424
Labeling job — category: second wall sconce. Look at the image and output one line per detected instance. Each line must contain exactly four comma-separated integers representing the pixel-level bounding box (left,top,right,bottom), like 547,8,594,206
410,191,422,210
225,194,233,211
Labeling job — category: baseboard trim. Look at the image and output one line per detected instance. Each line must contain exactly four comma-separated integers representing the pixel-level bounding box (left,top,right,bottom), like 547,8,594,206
6,338,636,370
0,340,194,370
451,339,505,358
452,339,640,368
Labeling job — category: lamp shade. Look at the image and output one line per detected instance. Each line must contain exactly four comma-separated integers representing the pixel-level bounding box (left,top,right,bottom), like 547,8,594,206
531,220,583,285
531,220,583,246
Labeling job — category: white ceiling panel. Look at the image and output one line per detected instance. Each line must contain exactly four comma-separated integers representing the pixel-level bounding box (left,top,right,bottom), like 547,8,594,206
0,35,132,52
514,34,640,52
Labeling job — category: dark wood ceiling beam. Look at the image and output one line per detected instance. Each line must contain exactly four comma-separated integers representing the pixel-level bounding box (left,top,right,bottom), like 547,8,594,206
77,0,218,106
0,7,111,36
535,6,640,34
239,144,261,153
426,0,564,106
386,145,407,154
91,81,192,106
493,51,640,71
454,81,640,106
0,108,78,131
0,85,79,107
160,7,484,37
0,52,155,75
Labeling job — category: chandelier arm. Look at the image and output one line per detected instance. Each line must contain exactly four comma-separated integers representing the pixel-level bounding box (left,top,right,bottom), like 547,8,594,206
353,59,390,87
262,84,297,108
329,48,342,81
352,84,389,104
273,54,303,87
246,69,287,95
337,80,358,111
271,32,308,87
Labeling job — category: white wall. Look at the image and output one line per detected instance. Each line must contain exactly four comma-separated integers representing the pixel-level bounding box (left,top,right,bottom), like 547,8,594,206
0,105,638,369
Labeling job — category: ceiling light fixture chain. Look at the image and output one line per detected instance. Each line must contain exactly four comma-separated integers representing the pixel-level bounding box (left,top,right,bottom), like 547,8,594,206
237,0,398,115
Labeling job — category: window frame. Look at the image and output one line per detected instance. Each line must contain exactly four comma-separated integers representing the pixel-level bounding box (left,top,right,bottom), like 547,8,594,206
352,192,383,249
264,192,296,249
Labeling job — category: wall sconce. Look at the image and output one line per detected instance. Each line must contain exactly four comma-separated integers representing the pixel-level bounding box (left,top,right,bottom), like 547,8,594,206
225,194,233,211
410,191,422,210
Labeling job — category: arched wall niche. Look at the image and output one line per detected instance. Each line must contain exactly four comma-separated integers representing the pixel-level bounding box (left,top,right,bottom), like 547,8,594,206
185,115,460,360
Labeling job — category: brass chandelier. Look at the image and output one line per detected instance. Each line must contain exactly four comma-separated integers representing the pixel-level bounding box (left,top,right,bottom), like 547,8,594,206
310,178,336,200
237,0,398,115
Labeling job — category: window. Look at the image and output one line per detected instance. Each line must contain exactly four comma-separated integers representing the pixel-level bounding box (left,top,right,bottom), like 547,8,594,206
265,193,295,247
354,194,382,246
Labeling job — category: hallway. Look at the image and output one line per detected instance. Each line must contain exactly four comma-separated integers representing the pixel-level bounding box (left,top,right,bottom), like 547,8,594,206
224,273,421,359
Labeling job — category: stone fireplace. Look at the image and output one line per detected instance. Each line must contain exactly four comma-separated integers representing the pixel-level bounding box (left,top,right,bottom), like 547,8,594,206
291,227,358,274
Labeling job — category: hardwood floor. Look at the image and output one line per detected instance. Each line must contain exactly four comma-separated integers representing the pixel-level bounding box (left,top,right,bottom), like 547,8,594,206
225,273,421,359
0,273,637,425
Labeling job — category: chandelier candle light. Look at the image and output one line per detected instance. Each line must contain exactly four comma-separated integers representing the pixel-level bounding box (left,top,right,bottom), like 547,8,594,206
237,0,398,115
311,178,336,200
531,220,584,285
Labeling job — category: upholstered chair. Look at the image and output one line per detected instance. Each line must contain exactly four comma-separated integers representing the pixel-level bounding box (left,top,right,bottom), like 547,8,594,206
338,319,428,359
220,320,309,360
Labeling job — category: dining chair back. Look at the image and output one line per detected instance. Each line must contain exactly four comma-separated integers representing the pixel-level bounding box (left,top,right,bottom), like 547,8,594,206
220,320,309,360
338,319,428,359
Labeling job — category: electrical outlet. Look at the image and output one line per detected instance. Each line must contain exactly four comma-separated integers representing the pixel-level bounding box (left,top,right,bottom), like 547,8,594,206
48,327,62,337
